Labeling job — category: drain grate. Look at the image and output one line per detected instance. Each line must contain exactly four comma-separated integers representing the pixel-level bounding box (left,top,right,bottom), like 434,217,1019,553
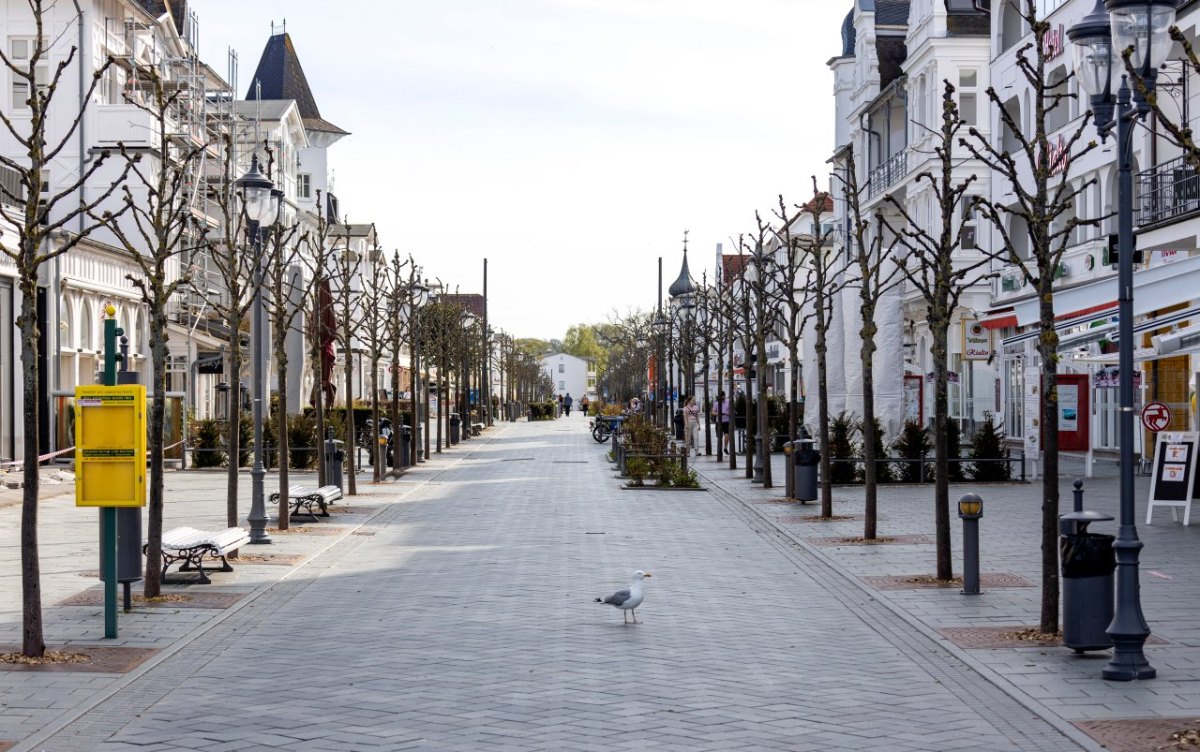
552,460,588,464
501,457,536,462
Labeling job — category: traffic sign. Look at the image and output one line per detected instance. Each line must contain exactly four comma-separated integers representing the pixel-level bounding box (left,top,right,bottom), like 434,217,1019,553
1142,401,1172,433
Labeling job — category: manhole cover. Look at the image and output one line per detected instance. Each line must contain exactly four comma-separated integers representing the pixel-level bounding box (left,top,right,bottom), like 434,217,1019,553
862,573,1035,590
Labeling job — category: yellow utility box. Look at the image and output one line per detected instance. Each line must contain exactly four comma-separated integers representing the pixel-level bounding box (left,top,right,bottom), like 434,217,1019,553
74,385,146,507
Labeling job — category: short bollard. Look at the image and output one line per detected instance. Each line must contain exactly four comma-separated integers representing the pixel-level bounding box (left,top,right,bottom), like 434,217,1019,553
958,493,983,595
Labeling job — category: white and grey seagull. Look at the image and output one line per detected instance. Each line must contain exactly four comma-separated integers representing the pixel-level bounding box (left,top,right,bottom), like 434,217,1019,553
595,570,651,624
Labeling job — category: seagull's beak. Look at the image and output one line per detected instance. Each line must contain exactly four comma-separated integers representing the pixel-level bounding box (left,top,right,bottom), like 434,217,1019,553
643,572,652,578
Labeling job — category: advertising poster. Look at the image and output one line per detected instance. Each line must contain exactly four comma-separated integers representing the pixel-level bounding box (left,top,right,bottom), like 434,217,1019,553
1059,383,1078,432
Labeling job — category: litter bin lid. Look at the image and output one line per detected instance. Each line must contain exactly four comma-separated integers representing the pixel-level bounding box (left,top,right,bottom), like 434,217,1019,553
1060,511,1114,523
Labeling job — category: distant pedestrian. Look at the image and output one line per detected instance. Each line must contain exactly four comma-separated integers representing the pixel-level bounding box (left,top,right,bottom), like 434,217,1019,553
564,393,573,417
712,391,731,453
684,395,701,457
580,395,590,415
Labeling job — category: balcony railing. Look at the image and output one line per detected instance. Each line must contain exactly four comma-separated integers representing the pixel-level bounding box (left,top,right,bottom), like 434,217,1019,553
868,149,908,199
1136,155,1200,227
93,104,161,149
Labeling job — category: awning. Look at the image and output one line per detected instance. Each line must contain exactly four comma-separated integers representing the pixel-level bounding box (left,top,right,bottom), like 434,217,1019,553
1010,253,1200,327
980,307,1016,330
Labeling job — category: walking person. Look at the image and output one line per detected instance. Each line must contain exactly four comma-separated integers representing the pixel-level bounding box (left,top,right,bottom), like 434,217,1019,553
684,395,701,457
564,393,573,417
580,395,590,415
712,391,731,453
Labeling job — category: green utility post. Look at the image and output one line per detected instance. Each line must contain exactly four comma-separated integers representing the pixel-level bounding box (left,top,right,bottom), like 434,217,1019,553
101,306,123,639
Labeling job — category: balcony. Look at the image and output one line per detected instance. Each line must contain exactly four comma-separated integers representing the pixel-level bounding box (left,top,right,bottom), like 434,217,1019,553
93,104,160,149
1136,155,1200,227
868,149,908,199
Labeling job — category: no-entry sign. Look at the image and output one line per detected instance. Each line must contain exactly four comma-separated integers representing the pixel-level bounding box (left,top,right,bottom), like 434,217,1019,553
1142,401,1172,433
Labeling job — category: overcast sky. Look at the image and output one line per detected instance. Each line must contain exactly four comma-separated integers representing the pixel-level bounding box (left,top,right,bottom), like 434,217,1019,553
200,1,846,341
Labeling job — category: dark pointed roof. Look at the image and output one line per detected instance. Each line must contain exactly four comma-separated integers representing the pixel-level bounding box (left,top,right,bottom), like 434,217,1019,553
247,33,349,136
841,10,856,57
668,250,697,299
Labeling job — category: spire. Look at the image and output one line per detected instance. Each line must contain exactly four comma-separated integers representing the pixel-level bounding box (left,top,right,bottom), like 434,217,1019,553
668,230,697,299
247,29,349,136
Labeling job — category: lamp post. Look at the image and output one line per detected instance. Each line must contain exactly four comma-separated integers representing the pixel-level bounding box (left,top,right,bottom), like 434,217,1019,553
234,155,282,545
744,258,767,485
408,280,430,464
653,310,669,427
1069,0,1177,681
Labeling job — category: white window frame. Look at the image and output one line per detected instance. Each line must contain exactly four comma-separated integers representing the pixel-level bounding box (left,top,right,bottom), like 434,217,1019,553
9,37,48,111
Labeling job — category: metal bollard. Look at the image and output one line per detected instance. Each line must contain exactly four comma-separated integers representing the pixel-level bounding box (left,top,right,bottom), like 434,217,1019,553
958,493,983,595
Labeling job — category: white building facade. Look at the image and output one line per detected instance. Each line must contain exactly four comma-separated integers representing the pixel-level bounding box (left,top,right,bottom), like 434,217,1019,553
541,352,592,403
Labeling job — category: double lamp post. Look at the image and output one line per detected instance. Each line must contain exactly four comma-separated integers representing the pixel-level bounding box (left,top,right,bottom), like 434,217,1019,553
1069,0,1177,681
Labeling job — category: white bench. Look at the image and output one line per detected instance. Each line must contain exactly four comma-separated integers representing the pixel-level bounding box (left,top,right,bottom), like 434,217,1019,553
471,422,485,436
149,526,250,584
268,484,343,520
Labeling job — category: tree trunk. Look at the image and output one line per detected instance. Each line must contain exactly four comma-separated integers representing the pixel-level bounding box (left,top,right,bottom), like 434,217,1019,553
757,330,771,488
18,281,44,657
343,345,356,496
226,338,243,530
932,324,953,581
861,323,878,540
817,305,833,518
1038,284,1060,633
275,336,290,531
144,313,168,597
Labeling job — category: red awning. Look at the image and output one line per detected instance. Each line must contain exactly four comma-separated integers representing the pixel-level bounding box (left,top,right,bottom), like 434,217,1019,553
980,308,1016,330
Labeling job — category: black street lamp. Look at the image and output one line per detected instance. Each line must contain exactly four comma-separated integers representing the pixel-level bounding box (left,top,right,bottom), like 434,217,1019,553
234,155,282,545
653,310,669,427
1069,0,1177,682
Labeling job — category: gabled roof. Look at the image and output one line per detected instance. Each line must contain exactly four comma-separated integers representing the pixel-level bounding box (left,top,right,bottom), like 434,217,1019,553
439,293,486,319
247,33,349,136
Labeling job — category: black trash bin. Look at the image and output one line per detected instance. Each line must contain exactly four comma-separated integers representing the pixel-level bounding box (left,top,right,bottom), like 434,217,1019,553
1060,511,1116,652
794,437,819,502
99,507,143,585
673,409,684,441
399,425,412,466
449,413,461,444
325,434,344,492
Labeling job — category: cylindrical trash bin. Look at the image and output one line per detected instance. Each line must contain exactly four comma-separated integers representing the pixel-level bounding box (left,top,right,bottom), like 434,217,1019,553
399,425,412,466
1060,511,1116,652
794,438,819,502
449,413,461,444
99,507,143,584
325,438,344,491
673,409,684,441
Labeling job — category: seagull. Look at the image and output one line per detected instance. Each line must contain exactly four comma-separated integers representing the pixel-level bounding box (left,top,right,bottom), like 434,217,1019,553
595,570,651,624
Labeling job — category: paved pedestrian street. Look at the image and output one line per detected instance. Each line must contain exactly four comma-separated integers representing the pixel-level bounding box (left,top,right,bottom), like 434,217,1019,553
0,417,1168,750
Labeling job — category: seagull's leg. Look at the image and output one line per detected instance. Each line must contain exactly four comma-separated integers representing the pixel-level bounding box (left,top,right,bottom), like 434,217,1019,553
623,610,629,624
631,608,638,624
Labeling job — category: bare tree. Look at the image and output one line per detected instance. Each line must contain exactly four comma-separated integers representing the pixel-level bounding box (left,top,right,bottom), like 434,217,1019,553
795,181,847,518
0,2,130,656
963,0,1099,632
383,254,418,475
298,192,337,486
259,171,305,529
357,242,390,481
327,222,371,495
101,68,204,596
883,81,995,581
834,150,902,539
193,133,258,530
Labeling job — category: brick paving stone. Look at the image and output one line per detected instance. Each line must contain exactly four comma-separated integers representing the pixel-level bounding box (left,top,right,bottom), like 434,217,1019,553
0,419,1101,750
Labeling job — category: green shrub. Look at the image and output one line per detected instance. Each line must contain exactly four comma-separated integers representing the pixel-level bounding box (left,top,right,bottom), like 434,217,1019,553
969,414,1011,481
671,465,700,488
828,411,858,484
856,417,894,483
946,419,966,482
191,418,225,468
893,420,931,482
237,414,253,468
626,457,649,486
288,412,317,469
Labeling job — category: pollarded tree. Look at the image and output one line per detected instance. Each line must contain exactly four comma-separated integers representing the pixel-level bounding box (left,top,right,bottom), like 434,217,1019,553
102,67,205,596
963,0,1100,633
0,2,132,656
829,154,902,539
883,81,996,581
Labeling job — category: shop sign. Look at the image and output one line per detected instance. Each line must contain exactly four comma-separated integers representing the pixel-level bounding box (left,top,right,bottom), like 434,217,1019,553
962,320,991,361
1142,401,1172,433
